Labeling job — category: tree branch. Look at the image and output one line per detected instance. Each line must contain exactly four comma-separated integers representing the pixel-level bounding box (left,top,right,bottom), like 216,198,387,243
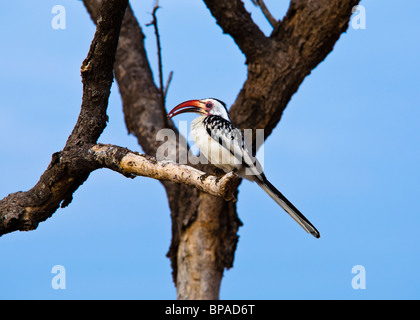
146,4,172,111
91,144,240,201
163,70,174,100
0,0,128,236
201,0,359,142
66,0,128,148
229,0,360,148
202,0,270,61
251,0,278,28
0,142,239,237
83,1,180,156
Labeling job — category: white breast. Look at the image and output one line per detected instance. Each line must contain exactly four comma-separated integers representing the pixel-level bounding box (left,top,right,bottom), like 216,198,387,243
191,116,243,172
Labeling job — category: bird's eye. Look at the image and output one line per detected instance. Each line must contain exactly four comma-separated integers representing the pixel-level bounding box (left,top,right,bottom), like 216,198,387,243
205,102,213,109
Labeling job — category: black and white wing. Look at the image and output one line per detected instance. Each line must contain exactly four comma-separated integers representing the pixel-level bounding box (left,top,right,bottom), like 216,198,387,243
202,115,320,238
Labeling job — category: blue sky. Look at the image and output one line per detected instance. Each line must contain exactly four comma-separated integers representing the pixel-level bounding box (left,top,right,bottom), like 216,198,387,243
0,0,419,299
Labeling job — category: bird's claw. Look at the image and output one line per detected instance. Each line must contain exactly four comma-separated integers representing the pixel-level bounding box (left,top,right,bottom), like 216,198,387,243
199,172,211,183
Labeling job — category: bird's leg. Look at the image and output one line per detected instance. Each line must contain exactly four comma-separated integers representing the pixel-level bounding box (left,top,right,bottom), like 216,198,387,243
198,167,230,183
215,168,239,183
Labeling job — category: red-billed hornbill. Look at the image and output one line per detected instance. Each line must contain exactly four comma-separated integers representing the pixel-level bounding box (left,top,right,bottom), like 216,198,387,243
168,98,320,238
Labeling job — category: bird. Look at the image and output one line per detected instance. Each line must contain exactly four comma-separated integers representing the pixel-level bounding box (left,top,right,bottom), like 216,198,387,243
167,98,320,238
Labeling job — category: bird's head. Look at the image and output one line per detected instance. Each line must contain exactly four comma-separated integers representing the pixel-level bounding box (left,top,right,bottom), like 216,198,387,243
168,98,229,121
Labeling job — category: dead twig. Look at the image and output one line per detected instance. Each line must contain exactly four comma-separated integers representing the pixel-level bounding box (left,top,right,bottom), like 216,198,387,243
251,0,278,28
146,3,173,110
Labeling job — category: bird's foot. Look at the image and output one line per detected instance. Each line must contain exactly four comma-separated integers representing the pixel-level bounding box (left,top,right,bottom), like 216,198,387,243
199,172,212,183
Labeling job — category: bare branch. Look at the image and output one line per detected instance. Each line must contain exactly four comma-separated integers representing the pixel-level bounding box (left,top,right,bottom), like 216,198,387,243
146,4,173,112
251,0,278,28
163,70,174,99
66,0,128,148
0,143,240,237
91,144,241,201
146,5,165,108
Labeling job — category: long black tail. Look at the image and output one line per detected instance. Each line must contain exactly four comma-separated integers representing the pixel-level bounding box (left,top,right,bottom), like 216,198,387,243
255,173,320,238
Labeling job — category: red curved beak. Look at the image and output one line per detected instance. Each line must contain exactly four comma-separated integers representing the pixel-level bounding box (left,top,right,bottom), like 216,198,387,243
167,99,207,119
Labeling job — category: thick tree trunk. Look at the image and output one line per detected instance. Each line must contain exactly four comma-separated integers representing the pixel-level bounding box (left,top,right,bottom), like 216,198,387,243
175,193,241,299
